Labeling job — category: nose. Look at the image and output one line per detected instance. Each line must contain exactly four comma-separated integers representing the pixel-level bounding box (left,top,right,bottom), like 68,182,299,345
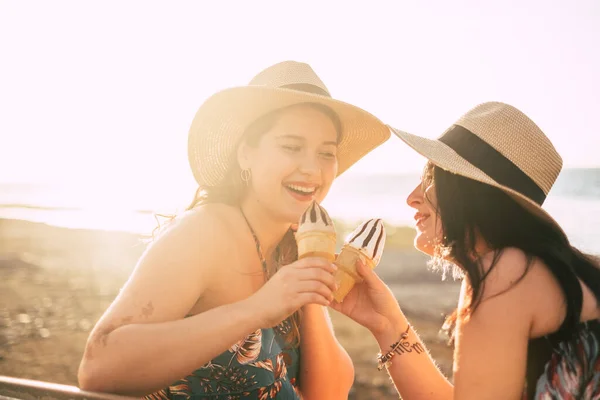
298,153,321,177
406,182,424,209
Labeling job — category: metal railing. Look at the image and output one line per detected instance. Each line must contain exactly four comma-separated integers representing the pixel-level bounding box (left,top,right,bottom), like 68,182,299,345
0,376,136,400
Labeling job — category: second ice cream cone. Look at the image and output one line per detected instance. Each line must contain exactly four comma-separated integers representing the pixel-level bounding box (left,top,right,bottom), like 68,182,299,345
333,245,375,302
332,218,386,302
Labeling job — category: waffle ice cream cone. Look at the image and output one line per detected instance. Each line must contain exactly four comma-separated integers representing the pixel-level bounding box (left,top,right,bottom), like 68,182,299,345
333,219,386,302
296,201,336,262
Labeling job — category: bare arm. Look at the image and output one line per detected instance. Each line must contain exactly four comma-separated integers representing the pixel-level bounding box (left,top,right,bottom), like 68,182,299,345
78,207,340,396
78,208,261,395
298,304,354,399
451,250,533,400
80,301,263,395
335,250,537,399
374,311,453,399
383,250,536,399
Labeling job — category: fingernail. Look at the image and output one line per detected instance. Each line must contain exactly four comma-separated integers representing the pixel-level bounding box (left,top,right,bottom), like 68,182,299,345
331,263,338,271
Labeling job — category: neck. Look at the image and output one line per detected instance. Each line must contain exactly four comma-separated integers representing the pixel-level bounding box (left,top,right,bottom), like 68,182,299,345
449,239,493,266
240,196,292,259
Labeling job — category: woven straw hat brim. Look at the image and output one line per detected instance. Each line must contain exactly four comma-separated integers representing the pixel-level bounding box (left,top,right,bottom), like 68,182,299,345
389,125,563,230
188,86,390,187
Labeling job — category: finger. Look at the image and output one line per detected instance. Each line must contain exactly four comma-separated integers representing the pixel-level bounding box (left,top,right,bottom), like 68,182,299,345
296,281,334,301
294,257,337,273
297,292,330,307
297,268,337,292
329,298,342,312
355,259,380,286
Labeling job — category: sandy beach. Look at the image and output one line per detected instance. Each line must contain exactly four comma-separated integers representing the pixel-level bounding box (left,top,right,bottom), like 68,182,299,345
0,218,459,399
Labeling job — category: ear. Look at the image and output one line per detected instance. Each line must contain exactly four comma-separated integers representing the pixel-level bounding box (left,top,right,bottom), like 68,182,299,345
236,141,252,170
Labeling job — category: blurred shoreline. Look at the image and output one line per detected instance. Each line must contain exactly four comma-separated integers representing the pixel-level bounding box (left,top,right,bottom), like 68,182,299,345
0,217,457,399
3,168,600,255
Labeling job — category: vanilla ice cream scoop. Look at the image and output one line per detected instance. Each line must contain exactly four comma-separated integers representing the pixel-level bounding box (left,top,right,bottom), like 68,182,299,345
297,200,335,235
345,218,386,266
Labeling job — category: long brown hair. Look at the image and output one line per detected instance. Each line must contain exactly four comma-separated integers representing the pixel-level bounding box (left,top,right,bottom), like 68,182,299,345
423,162,600,344
157,102,342,346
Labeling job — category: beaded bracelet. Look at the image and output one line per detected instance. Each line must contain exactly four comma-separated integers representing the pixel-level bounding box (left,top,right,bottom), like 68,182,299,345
376,324,412,371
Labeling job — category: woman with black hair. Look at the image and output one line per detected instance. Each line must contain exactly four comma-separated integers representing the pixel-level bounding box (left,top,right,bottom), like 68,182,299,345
332,102,600,399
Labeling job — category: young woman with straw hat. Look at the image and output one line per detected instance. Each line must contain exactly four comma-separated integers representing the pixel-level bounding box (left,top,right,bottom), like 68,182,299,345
332,102,600,399
77,61,390,399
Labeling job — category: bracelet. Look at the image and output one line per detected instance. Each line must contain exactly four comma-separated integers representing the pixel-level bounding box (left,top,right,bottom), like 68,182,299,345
376,324,423,371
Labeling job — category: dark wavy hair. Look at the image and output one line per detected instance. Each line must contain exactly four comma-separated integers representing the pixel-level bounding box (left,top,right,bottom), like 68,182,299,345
156,102,342,346
423,162,600,340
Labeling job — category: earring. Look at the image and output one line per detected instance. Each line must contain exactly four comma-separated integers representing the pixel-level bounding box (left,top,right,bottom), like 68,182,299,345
240,168,252,185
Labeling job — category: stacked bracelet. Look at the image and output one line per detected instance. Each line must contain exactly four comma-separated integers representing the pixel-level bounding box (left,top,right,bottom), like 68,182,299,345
377,324,424,370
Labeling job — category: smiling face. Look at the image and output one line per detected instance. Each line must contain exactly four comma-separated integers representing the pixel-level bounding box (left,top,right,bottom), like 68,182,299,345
238,104,340,224
406,163,444,256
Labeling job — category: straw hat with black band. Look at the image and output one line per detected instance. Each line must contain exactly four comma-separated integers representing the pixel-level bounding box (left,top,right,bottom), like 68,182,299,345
389,101,563,229
188,61,391,187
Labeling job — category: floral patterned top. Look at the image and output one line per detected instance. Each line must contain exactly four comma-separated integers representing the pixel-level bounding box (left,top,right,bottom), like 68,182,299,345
145,320,301,400
525,319,600,399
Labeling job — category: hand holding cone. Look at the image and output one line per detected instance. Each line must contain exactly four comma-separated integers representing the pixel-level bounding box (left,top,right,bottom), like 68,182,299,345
333,219,386,302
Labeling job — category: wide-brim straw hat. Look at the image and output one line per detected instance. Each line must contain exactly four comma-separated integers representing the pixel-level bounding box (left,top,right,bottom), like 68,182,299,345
389,101,563,228
188,61,390,187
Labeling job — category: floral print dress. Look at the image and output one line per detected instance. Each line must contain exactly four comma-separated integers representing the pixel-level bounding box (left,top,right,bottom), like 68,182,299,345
145,320,301,400
525,319,600,399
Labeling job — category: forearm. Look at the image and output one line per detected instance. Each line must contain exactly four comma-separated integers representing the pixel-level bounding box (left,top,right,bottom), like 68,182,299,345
374,313,453,400
299,304,354,399
78,299,262,396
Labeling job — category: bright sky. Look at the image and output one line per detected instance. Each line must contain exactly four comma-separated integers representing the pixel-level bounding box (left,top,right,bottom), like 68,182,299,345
1,0,599,197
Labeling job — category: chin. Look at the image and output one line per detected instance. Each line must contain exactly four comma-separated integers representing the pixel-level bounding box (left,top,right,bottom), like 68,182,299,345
414,234,436,257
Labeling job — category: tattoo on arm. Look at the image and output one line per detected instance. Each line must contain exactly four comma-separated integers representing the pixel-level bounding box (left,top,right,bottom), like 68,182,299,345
378,331,425,370
86,303,153,360
392,339,424,356
92,315,135,348
141,301,154,318
100,325,115,347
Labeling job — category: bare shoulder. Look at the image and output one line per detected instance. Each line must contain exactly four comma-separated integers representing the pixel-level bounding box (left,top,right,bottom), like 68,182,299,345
477,247,532,299
87,203,242,337
480,247,562,298
471,247,567,333
453,248,535,398
158,203,238,237
154,202,243,252
455,248,537,329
